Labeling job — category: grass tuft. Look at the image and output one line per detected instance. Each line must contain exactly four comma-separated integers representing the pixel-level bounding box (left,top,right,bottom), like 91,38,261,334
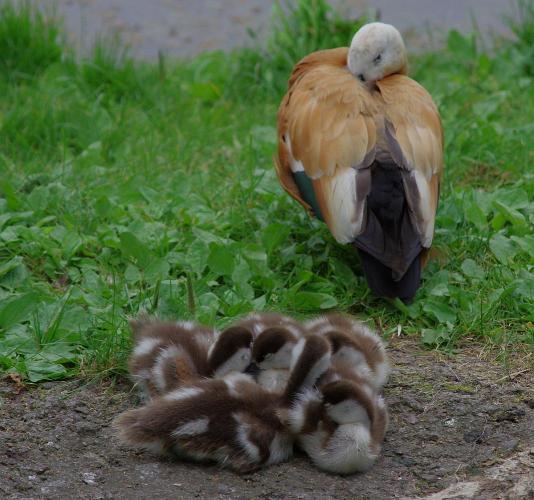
0,1,65,83
80,36,145,101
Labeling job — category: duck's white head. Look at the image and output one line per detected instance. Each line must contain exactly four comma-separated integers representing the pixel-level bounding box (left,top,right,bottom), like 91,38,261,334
347,22,407,84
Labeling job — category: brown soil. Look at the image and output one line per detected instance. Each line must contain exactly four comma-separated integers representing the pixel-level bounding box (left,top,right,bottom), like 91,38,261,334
1,340,532,500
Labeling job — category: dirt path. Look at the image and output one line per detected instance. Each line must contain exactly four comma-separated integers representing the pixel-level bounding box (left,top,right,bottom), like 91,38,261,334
1,340,532,499
31,0,520,60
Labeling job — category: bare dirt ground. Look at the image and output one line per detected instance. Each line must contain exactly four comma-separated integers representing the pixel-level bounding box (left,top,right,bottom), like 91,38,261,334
1,339,532,500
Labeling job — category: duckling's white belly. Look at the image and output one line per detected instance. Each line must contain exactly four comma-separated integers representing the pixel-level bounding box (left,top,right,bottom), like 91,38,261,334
257,369,290,393
300,424,377,474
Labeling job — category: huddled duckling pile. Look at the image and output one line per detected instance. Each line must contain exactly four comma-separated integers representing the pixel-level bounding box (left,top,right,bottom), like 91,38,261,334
114,312,390,475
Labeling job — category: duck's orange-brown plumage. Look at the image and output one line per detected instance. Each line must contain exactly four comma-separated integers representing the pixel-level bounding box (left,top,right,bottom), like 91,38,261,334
275,46,443,301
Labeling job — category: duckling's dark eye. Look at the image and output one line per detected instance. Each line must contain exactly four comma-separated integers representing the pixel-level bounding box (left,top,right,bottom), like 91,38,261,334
373,54,382,64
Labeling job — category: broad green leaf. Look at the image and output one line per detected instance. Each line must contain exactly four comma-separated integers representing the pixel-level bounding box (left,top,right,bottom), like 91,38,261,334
208,245,235,276
145,258,170,281
0,293,38,329
24,357,68,382
488,288,505,305
422,328,442,346
27,185,50,211
492,200,526,228
261,223,291,254
0,256,24,278
294,291,337,310
197,292,220,323
514,271,534,300
494,188,529,210
511,235,534,258
515,279,534,300
463,196,487,229
1,324,38,354
58,306,91,336
391,298,421,319
232,257,252,285
489,234,518,264
119,231,152,268
94,196,113,217
193,228,227,245
124,264,142,283
461,259,485,280
423,300,457,324
186,240,210,275
428,283,450,297
241,244,270,276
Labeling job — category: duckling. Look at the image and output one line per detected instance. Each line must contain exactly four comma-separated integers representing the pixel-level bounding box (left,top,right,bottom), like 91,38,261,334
251,326,302,392
128,318,215,400
287,364,389,475
114,373,289,473
115,335,332,473
207,325,254,378
233,312,305,340
305,314,390,390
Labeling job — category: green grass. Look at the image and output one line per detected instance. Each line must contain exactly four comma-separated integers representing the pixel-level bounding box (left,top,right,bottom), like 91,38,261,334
0,1,532,382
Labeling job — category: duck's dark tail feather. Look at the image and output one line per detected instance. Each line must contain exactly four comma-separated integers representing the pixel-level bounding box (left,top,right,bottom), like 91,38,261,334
354,161,423,302
358,249,421,303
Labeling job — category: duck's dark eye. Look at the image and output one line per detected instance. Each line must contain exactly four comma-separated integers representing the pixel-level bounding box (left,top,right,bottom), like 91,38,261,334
358,74,365,82
373,54,382,64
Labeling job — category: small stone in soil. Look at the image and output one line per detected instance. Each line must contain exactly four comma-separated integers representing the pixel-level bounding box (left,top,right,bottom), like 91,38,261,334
82,472,98,485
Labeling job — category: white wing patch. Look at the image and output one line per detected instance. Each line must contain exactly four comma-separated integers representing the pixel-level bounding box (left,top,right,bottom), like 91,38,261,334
133,337,162,357
285,135,305,173
172,418,210,437
165,387,203,401
318,167,368,243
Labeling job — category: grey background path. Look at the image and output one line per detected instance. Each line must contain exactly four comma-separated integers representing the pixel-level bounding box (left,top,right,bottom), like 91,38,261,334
30,0,522,60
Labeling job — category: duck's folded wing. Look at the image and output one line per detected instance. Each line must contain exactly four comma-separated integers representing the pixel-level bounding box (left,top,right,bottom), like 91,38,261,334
276,48,378,244
376,75,443,248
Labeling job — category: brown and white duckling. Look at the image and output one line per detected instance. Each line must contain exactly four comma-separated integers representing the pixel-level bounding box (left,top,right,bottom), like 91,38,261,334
251,325,302,392
233,312,305,340
288,362,388,475
128,318,215,400
115,335,332,473
305,313,390,390
207,325,254,378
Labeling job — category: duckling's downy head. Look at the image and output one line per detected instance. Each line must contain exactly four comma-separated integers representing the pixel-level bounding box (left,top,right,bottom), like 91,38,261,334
252,327,298,369
209,326,253,377
321,380,372,426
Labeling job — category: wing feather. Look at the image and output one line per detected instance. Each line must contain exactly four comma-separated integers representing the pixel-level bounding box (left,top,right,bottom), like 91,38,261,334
276,48,378,242
377,75,443,247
